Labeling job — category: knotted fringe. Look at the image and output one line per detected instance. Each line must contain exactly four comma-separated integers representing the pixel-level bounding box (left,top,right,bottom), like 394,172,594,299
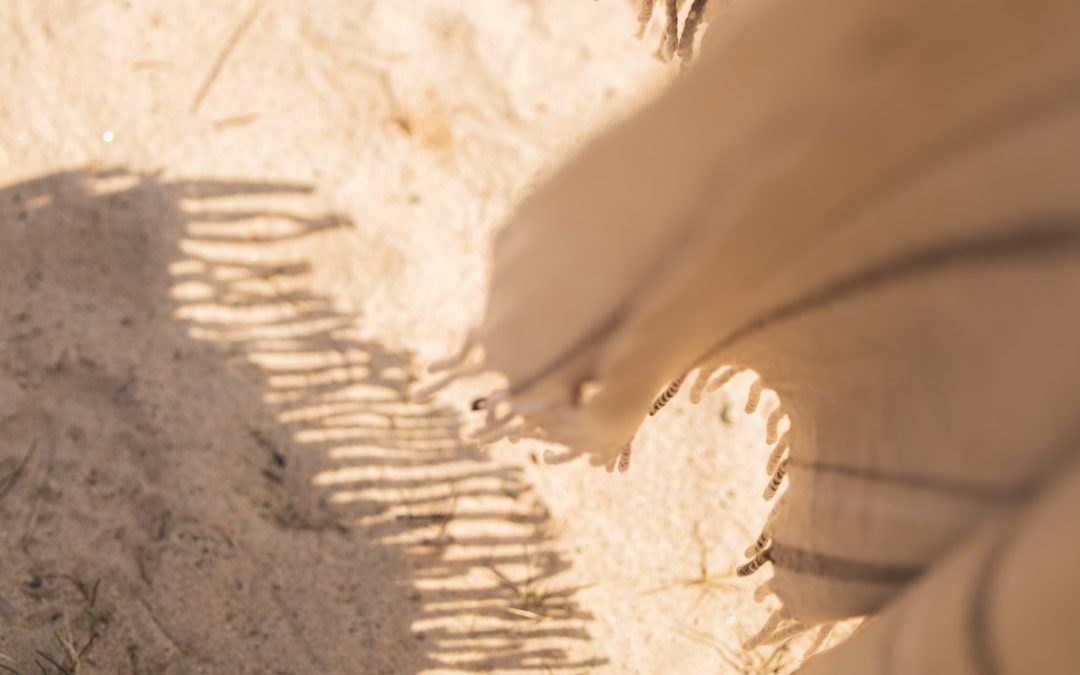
763,458,789,501
414,350,824,667
736,546,772,577
744,377,764,414
427,330,477,372
745,531,772,559
660,0,679,61
418,353,795,550
765,407,786,446
636,0,713,63
416,348,803,655
689,365,738,403
681,369,807,655
470,415,521,441
635,0,657,38
687,366,716,403
411,363,484,403
766,433,789,476
805,622,837,659
743,609,835,665
650,375,686,415
742,608,789,649
706,367,739,393
677,0,712,62
412,334,483,403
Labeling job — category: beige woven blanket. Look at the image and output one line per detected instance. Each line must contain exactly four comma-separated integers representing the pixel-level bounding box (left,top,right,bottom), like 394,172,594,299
420,0,1080,671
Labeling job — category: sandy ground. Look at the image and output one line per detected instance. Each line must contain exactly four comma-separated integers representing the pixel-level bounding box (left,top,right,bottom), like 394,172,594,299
0,2,790,673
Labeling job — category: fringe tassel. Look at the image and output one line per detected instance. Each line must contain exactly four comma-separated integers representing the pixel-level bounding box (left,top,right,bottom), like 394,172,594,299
470,412,522,444
636,0,713,63
736,546,772,577
744,377,764,414
742,608,787,649
484,392,512,426
427,331,477,372
744,531,772,558
676,0,710,62
687,366,715,403
650,375,686,415
411,363,484,403
705,367,738,393
760,621,810,646
658,0,679,61
636,0,657,37
544,448,582,465
765,407,786,445
766,433,789,476
762,457,789,501
753,582,772,603
804,622,836,659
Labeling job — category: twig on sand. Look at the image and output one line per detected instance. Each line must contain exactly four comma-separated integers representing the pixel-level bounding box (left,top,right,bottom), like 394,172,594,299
0,439,36,501
648,523,740,605
138,598,187,656
190,2,263,114
20,493,42,550
270,586,327,672
0,650,23,675
489,548,592,622
18,577,105,675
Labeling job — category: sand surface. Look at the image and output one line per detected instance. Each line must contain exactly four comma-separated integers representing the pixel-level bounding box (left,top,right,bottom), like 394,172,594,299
0,2,790,673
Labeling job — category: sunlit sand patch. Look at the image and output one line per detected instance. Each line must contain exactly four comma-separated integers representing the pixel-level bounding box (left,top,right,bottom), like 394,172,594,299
175,301,320,325
278,403,400,424
263,384,397,406
327,444,444,461
169,280,215,301
312,461,523,487
186,216,310,240
87,170,142,195
314,410,458,430
266,366,373,390
177,238,284,265
230,274,311,297
168,258,208,276
247,348,372,372
208,263,270,282
188,316,353,343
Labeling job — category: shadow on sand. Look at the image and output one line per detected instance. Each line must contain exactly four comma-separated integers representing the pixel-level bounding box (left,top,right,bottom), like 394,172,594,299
0,168,603,673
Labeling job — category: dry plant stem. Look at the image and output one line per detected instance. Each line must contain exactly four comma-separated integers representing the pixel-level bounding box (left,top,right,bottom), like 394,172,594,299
190,1,263,113
0,440,35,501
489,548,591,622
12,578,104,675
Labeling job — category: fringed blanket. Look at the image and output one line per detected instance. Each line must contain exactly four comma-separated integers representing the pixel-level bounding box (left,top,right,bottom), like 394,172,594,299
418,0,1080,671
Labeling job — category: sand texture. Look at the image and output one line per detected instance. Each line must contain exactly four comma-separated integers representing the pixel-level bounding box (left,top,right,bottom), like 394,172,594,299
0,2,785,673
